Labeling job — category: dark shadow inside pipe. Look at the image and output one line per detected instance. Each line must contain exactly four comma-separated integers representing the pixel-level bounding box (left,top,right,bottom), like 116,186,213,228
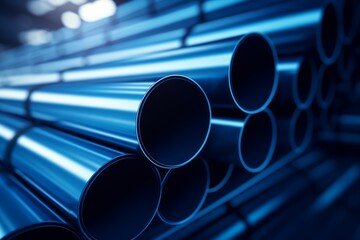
158,158,209,225
207,161,234,193
295,60,315,108
137,75,211,168
318,3,340,63
5,224,79,240
290,109,313,153
239,110,276,173
343,0,355,40
318,65,336,108
229,33,277,114
79,156,161,240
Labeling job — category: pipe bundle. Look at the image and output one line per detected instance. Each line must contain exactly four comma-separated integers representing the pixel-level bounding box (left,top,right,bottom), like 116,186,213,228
0,0,358,239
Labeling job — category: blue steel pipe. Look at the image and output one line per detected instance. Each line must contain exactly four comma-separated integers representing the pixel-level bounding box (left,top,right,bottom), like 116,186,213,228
271,57,317,112
316,64,337,109
206,160,234,193
201,109,277,173
0,115,162,240
187,0,342,64
276,108,314,154
0,75,211,169
0,172,80,240
63,33,278,114
158,158,209,225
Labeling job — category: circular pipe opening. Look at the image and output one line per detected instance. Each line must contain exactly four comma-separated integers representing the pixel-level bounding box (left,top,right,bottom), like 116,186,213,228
317,65,336,109
79,156,161,240
157,158,209,225
317,2,342,64
290,109,314,153
239,109,277,173
207,162,234,193
293,59,316,109
229,33,278,114
342,0,357,43
5,223,80,240
137,75,211,168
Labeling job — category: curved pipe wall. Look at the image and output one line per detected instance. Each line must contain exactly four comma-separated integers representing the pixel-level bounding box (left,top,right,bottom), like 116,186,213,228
0,172,80,240
316,64,337,109
157,158,209,225
0,115,162,240
206,160,234,193
201,109,277,173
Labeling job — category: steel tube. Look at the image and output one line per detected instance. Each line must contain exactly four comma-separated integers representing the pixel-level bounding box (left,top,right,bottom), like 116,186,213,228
0,172,80,240
201,109,277,173
188,0,342,64
316,64,337,109
272,57,317,112
158,158,209,225
63,33,278,114
276,108,314,154
27,76,211,168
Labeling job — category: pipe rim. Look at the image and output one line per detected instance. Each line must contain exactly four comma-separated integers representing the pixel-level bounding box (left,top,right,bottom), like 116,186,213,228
136,75,211,169
157,158,210,225
79,155,162,240
289,109,314,154
293,59,317,109
4,223,79,240
229,33,278,114
207,163,234,193
238,109,277,173
317,1,342,64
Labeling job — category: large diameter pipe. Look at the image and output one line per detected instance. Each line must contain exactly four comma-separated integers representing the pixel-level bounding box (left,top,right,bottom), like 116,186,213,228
0,119,161,240
0,76,211,169
63,33,278,114
276,108,314,154
272,57,317,112
187,0,342,64
158,158,209,225
0,172,80,240
201,109,277,173
316,64,337,109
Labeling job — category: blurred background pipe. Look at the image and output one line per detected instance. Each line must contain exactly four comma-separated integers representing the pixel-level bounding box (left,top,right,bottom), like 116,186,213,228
201,109,277,173
271,57,316,112
206,160,234,193
0,171,80,240
0,115,162,240
316,64,337,109
158,158,209,225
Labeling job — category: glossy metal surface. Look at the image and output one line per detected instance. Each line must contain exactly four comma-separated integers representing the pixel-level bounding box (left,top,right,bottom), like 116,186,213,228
188,0,342,64
201,109,277,173
271,57,316,112
0,172,79,240
276,108,314,154
27,75,211,168
0,86,30,116
158,158,209,225
4,122,162,240
63,33,278,114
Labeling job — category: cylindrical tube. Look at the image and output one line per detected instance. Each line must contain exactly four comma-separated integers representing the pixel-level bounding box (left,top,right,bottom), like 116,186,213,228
0,75,212,169
272,57,317,112
201,109,277,173
0,115,162,240
0,171,80,240
188,0,342,64
206,160,234,193
339,0,359,44
157,158,209,225
276,108,314,154
63,33,278,114
316,64,337,109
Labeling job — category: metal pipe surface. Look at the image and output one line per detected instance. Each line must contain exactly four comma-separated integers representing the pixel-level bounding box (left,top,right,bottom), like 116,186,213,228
0,172,80,240
0,115,162,240
201,109,277,173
